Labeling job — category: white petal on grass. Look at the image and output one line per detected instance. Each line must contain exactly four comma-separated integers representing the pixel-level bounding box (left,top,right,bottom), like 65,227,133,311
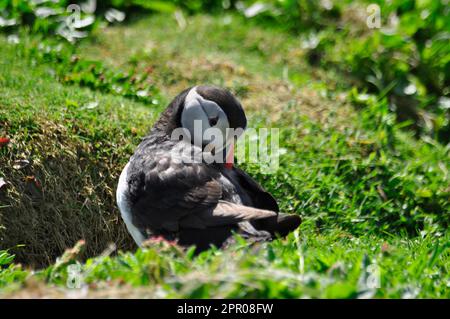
438,97,450,109
301,34,320,49
0,17,17,27
276,147,287,156
244,2,267,18
7,35,19,44
82,101,99,110
402,286,420,299
320,0,333,10
404,83,417,95
112,85,123,94
222,16,232,25
137,90,148,97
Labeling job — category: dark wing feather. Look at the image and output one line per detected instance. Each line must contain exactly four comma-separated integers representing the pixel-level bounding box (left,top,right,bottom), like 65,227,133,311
231,167,301,236
179,200,276,229
232,167,279,212
127,141,277,234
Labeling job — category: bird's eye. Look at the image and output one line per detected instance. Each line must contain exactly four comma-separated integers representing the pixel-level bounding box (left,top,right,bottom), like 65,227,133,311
208,116,219,126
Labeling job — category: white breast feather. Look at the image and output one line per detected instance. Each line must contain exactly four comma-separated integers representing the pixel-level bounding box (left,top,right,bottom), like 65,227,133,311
116,162,146,246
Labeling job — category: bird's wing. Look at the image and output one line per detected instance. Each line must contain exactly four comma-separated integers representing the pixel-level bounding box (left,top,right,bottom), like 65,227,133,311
232,167,301,236
179,200,276,228
126,142,276,233
232,166,279,212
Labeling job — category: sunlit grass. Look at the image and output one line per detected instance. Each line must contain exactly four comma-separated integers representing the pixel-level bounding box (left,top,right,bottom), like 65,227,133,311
0,11,449,298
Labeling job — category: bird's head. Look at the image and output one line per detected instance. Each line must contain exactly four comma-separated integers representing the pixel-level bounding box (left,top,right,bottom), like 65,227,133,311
155,85,247,168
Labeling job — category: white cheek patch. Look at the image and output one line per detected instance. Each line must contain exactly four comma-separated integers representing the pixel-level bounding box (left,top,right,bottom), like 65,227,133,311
181,87,230,147
181,109,208,146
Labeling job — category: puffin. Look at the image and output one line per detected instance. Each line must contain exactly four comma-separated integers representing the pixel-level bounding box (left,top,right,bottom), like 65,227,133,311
116,85,301,251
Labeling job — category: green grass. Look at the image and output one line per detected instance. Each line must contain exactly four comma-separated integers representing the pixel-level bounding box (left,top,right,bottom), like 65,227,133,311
1,230,448,298
0,13,449,298
79,13,341,96
0,37,156,266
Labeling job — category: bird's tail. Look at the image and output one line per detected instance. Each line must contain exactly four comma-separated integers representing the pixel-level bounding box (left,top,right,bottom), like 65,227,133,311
251,213,301,237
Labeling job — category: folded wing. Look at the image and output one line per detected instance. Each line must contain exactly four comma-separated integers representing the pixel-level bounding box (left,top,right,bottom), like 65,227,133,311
126,142,278,235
